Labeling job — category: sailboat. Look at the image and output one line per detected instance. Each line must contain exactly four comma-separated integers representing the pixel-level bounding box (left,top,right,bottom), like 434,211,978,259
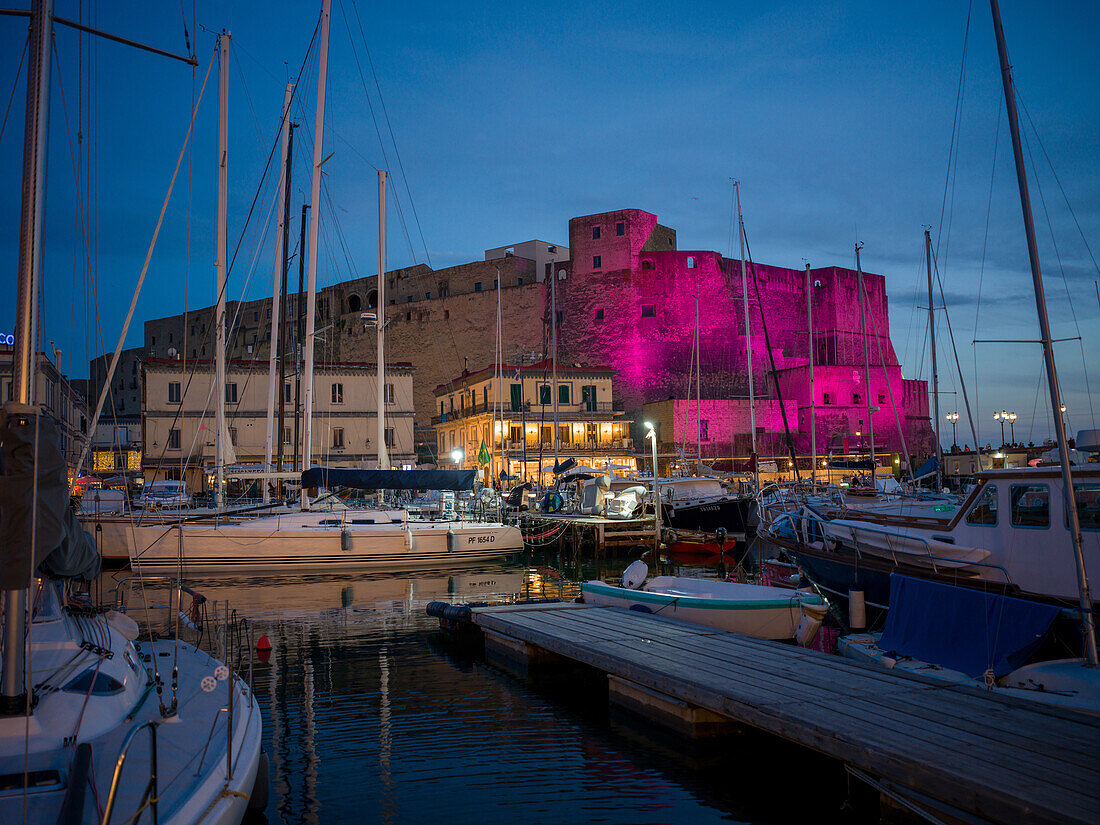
0,4,263,822
124,0,522,575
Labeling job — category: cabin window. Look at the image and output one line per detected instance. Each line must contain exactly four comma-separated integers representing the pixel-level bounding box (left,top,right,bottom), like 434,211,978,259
966,485,997,525
168,382,181,403
539,384,552,405
1070,483,1100,531
1010,484,1049,529
64,669,124,696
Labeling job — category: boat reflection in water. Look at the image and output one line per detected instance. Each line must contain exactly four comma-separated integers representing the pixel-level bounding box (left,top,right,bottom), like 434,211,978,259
104,560,855,824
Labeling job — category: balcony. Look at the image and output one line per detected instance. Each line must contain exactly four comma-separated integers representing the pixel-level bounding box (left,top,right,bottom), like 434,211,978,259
431,399,623,425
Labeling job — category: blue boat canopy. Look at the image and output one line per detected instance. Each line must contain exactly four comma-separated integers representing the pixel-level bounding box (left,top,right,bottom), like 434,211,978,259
878,575,1062,679
828,459,876,471
301,467,477,491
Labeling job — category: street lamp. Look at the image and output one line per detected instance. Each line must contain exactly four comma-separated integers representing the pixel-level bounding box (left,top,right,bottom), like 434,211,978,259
451,448,463,468
994,411,1005,446
945,411,959,449
644,421,659,553
1007,411,1017,445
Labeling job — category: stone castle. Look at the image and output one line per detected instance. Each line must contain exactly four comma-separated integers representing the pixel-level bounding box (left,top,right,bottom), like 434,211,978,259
134,207,932,462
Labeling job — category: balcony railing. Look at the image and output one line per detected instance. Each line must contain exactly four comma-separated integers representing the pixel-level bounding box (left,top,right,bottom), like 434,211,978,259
431,400,623,425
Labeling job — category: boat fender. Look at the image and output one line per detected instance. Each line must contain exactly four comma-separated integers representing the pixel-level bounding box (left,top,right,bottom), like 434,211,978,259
105,610,140,641
447,528,457,552
628,604,653,614
848,589,867,631
248,749,270,811
425,601,448,619
795,601,829,648
340,527,352,551
404,527,415,551
427,601,472,623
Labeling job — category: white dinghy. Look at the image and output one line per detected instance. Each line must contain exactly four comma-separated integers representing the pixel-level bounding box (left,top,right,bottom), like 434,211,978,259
581,561,824,640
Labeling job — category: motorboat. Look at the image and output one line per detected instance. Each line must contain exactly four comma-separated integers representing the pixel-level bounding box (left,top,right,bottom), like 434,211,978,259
133,479,193,510
760,466,1100,615
580,561,825,640
656,476,756,536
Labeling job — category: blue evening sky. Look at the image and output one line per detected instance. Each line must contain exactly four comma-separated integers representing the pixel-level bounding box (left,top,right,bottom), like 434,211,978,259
1,0,1097,447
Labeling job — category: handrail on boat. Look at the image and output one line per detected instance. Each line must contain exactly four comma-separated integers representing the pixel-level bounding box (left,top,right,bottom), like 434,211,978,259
761,509,1014,585
102,720,159,825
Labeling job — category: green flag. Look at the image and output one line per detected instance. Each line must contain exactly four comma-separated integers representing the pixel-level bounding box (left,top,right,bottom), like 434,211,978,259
478,439,490,466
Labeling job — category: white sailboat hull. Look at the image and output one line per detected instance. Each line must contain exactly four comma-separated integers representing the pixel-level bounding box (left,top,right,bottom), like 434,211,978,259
127,515,524,573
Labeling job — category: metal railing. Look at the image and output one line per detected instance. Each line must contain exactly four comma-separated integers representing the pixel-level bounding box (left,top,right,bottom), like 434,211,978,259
102,720,158,825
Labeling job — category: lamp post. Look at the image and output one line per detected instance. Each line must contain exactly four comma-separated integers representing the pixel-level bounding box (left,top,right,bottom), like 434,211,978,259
1007,411,1017,446
994,411,1005,446
645,421,659,554
1060,405,1067,439
451,448,463,469
946,411,959,449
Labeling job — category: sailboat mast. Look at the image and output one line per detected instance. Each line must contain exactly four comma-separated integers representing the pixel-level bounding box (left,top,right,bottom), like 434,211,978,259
3,0,53,714
855,243,875,468
551,260,559,472
695,297,701,472
300,0,331,508
735,182,757,489
926,229,942,490
806,263,816,485
276,125,295,485
264,83,294,502
376,170,389,470
214,32,230,510
990,0,1096,665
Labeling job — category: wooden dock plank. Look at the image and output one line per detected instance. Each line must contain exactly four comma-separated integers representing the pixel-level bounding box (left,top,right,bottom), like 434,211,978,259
523,606,1100,762
471,603,1100,825
489,607,1100,794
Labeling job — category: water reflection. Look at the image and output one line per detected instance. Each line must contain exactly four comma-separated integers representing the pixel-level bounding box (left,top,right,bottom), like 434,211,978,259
96,547,857,824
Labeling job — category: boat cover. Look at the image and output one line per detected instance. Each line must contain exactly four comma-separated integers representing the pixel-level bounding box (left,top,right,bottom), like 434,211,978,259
301,467,477,491
827,459,876,470
877,575,1062,678
0,409,101,588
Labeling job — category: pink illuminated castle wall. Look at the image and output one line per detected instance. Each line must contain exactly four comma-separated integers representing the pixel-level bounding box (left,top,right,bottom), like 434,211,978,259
557,208,934,457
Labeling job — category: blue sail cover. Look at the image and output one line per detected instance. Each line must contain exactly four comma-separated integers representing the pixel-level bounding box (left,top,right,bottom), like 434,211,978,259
878,575,1062,678
301,467,476,491
913,455,938,478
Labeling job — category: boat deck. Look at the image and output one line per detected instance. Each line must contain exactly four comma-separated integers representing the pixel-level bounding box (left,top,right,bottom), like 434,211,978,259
467,601,1100,825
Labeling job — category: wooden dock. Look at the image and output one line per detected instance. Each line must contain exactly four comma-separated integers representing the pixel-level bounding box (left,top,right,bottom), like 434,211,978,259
518,512,658,551
463,601,1099,825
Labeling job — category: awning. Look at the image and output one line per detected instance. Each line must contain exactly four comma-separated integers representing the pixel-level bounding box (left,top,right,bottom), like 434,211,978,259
301,466,476,491
878,575,1061,678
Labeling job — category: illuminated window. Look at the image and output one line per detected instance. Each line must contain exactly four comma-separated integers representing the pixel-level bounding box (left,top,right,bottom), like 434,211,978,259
1011,484,1049,528
687,257,695,269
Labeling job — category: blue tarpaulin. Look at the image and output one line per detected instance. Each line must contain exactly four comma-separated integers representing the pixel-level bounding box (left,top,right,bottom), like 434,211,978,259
301,467,477,491
878,575,1062,678
913,455,938,478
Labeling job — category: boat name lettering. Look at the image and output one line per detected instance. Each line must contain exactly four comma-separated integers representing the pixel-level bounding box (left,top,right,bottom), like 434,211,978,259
467,535,496,544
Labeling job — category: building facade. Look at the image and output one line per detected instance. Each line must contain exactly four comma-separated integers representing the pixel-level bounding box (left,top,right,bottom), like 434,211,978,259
121,208,931,467
142,358,416,493
433,361,634,486
0,346,89,478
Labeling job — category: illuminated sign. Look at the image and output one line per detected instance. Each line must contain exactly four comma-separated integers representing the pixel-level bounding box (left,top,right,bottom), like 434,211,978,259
0,333,14,346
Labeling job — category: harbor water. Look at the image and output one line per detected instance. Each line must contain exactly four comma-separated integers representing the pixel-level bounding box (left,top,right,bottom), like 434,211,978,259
107,545,873,825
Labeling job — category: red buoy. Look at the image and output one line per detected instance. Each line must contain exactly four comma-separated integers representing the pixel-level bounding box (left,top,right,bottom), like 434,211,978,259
256,634,272,651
